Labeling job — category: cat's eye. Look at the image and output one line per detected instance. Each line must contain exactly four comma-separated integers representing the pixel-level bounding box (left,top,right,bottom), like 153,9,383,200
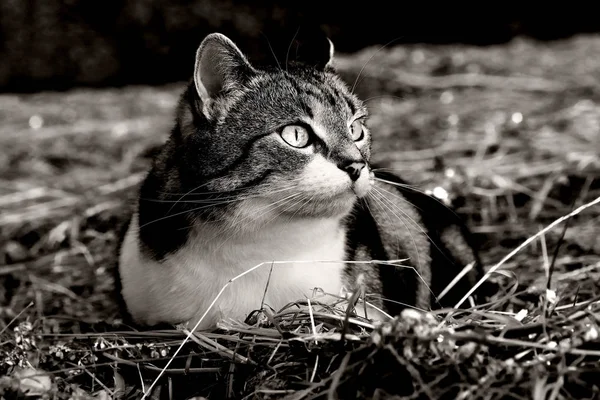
280,125,311,148
350,119,365,141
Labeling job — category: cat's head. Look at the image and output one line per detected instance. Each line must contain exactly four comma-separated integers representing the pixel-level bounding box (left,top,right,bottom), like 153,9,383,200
176,33,372,224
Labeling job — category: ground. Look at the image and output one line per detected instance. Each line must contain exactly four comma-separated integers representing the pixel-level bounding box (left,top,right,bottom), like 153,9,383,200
0,35,599,399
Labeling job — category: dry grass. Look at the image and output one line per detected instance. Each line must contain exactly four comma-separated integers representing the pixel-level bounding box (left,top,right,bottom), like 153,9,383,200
1,35,600,399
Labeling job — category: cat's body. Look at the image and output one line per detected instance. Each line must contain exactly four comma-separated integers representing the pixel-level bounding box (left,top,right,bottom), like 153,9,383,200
120,211,348,329
117,33,483,330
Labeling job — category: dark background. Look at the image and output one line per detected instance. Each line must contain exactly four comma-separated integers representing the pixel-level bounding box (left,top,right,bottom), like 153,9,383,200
1,1,598,92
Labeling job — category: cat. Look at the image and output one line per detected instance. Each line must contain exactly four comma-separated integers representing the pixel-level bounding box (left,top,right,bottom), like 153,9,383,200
116,32,484,331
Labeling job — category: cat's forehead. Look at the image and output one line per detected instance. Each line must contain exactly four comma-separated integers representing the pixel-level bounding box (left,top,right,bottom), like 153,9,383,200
252,68,366,119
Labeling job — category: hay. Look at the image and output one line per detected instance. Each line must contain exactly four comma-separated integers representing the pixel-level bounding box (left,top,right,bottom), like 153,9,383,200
1,36,600,399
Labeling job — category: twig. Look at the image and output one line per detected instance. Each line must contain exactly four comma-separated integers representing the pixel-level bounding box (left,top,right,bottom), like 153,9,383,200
184,329,249,364
307,298,318,346
260,262,274,311
0,302,33,336
547,196,578,293
310,355,319,383
142,259,408,399
455,195,600,308
438,262,475,301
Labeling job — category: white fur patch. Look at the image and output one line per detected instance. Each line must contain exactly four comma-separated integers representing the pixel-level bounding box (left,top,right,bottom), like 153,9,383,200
119,213,348,331
298,154,351,196
296,154,371,201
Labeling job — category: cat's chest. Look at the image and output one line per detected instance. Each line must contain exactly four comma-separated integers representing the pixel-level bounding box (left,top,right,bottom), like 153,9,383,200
171,219,348,328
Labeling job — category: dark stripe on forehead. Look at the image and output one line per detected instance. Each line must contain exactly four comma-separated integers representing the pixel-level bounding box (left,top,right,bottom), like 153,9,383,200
309,87,336,108
302,101,314,119
290,71,350,112
288,77,316,99
316,84,340,109
303,87,326,109
297,79,335,108
329,85,341,100
328,85,357,115
322,87,339,108
280,77,315,119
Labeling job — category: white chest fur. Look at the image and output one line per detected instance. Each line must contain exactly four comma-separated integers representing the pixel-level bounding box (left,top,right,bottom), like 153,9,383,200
119,213,347,330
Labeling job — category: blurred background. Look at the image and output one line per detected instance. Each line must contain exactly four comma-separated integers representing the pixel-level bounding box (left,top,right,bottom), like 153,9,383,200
2,1,600,91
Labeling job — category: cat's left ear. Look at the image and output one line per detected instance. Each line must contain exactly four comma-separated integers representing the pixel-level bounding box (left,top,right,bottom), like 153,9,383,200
288,32,336,71
324,38,335,70
194,33,255,111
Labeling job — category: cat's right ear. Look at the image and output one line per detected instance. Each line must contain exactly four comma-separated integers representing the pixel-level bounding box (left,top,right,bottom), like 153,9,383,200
194,33,255,113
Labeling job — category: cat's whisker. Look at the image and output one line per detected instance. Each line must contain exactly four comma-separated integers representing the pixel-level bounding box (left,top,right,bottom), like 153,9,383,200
287,193,315,220
155,181,231,197
137,201,235,231
362,94,408,104
156,187,247,197
372,184,476,300
361,196,375,218
261,193,308,227
213,192,304,251
243,191,304,225
137,186,300,231
141,183,300,204
371,187,430,262
368,189,424,277
238,193,316,247
223,191,303,235
371,185,430,227
260,32,282,71
163,177,231,213
156,177,219,195
373,176,463,219
370,173,423,190
285,26,301,73
225,192,302,234
366,191,398,248
366,189,429,305
156,174,304,198
373,184,458,260
350,37,404,94
368,189,440,305
258,192,317,230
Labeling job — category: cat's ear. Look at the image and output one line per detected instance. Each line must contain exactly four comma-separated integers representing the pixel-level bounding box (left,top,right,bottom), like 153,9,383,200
194,33,255,106
307,37,335,70
288,32,335,71
324,38,335,69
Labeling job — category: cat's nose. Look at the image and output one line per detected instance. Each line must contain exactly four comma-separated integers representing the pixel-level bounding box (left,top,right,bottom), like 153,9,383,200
340,161,366,181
